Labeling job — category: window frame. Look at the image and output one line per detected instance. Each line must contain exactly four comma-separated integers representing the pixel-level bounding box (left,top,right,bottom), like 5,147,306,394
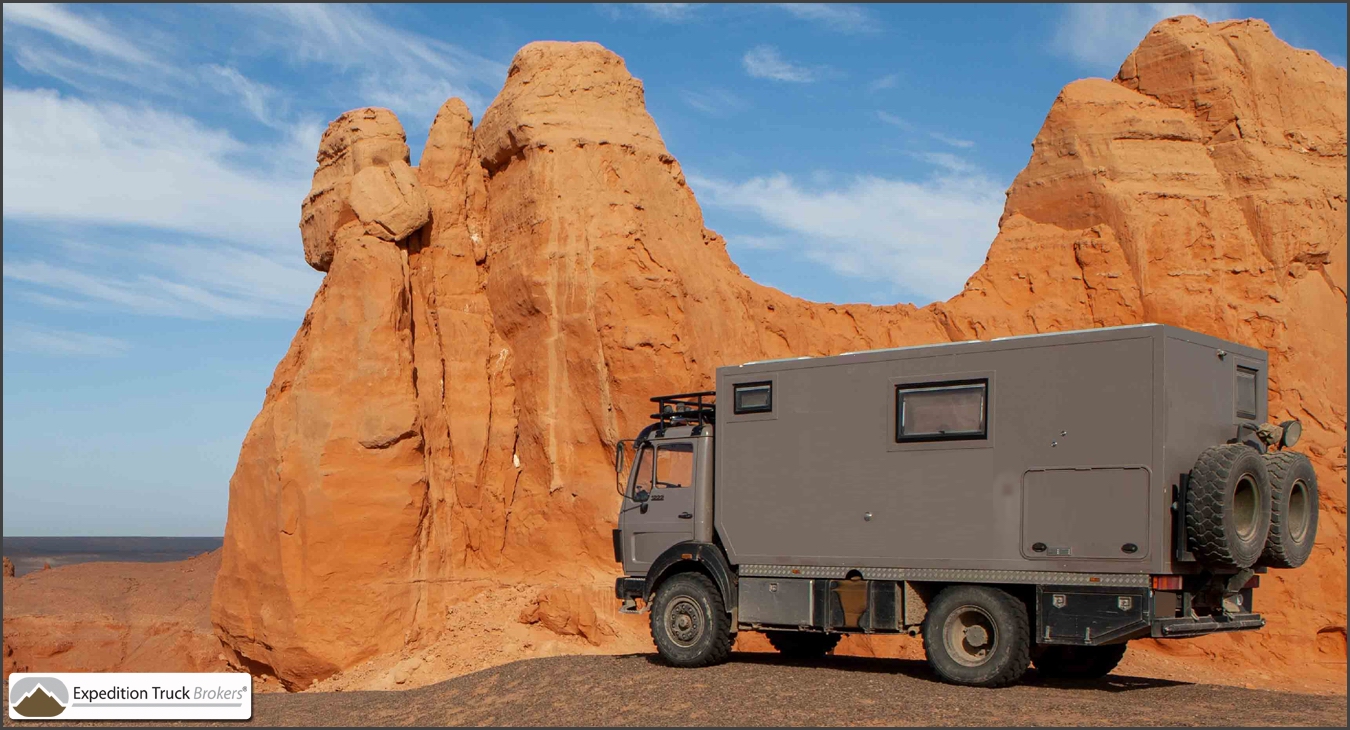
1235,366,1259,420
894,378,989,444
629,443,655,497
653,441,695,490
732,381,774,415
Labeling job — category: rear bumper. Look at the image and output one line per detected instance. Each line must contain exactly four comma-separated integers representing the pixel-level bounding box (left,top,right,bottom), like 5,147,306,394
1152,612,1265,638
615,576,645,600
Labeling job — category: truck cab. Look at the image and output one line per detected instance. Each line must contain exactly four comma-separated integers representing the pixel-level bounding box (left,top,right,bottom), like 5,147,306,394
616,419,714,576
612,326,1319,687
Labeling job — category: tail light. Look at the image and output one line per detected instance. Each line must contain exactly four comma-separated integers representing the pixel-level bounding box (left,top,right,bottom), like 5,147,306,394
1151,575,1183,591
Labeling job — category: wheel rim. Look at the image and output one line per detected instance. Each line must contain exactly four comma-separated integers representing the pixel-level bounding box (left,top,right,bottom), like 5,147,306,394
1233,475,1259,541
1288,479,1311,543
943,605,998,667
665,596,705,648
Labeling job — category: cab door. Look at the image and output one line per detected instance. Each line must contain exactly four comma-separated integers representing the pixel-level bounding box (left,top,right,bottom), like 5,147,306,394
620,439,697,575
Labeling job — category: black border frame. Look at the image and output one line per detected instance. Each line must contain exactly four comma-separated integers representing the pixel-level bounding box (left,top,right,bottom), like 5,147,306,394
732,381,774,415
894,378,989,443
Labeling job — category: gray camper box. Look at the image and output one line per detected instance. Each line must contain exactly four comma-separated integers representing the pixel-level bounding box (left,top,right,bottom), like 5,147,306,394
612,324,1319,687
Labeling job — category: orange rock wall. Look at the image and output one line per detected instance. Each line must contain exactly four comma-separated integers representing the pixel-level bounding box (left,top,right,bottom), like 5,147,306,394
213,17,1346,688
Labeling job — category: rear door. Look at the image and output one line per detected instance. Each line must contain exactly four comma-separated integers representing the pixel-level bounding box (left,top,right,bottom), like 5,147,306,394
620,440,697,575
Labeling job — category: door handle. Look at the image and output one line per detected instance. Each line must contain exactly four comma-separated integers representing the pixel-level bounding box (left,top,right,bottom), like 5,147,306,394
678,512,693,519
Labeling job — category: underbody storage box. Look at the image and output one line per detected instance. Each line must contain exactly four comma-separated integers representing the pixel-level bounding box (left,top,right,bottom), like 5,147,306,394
1036,585,1151,645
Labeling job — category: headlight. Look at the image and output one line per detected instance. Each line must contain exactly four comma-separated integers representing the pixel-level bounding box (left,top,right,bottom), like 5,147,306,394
1280,419,1302,449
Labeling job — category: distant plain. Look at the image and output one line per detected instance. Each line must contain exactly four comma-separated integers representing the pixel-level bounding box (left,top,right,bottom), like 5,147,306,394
1,536,222,576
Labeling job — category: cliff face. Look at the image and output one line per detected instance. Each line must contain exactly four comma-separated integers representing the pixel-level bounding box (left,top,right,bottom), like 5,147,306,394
212,17,1346,688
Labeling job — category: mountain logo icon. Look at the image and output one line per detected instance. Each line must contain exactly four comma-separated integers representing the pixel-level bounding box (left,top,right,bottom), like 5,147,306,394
10,676,69,717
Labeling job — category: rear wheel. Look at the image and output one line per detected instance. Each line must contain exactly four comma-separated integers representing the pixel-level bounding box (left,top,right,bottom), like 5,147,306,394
922,585,1030,687
649,572,733,668
765,631,841,660
1260,451,1319,569
1032,643,1127,679
1187,444,1271,569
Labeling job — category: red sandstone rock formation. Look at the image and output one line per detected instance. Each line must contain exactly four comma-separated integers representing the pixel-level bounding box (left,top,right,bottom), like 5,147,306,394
213,17,1346,689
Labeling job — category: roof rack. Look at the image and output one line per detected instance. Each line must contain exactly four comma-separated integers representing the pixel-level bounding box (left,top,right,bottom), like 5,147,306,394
649,390,715,429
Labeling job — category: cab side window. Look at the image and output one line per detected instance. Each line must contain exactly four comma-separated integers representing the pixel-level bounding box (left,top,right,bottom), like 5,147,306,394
655,443,694,489
632,445,655,495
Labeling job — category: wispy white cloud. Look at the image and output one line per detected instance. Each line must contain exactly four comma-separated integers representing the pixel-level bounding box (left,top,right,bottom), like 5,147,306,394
639,4,703,21
868,73,899,91
1052,3,1234,67
2,87,307,246
913,151,977,174
9,42,178,97
691,158,1006,305
1,3,154,65
4,239,319,320
680,87,749,116
877,111,914,130
204,65,284,128
237,4,506,122
3,323,131,357
878,112,975,150
2,86,322,319
770,3,877,33
928,131,975,149
743,45,817,83
722,234,790,251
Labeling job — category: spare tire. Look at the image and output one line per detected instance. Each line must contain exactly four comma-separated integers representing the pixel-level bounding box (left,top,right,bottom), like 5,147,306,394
1187,444,1271,569
1259,451,1319,568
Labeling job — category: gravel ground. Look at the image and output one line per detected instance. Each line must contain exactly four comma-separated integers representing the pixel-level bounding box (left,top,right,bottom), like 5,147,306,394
6,653,1346,727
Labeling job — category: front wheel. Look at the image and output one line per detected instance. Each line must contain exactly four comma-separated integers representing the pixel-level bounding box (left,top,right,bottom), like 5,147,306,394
1032,643,1127,679
922,585,1030,687
649,572,733,667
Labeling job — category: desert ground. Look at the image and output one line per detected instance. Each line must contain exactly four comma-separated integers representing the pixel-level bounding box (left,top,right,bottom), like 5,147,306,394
3,554,1346,728
3,653,1346,727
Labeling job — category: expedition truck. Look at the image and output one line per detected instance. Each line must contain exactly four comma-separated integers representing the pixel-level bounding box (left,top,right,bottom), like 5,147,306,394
611,324,1319,687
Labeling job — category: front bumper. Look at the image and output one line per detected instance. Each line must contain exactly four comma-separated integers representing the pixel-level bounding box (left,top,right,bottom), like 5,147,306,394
1152,612,1265,638
615,576,645,600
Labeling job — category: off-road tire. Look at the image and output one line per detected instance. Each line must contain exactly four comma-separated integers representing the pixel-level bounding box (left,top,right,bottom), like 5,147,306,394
1187,444,1271,569
765,631,841,660
1259,451,1319,569
649,572,733,668
1032,643,1128,680
922,585,1030,688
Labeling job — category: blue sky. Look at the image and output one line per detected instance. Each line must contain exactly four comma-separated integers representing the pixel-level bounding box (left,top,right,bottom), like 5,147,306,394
3,3,1346,536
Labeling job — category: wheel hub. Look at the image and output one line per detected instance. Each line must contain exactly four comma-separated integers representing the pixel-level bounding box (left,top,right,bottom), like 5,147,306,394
666,596,705,648
944,605,998,667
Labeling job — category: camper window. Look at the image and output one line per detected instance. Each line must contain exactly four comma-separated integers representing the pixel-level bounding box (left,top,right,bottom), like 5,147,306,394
733,382,773,414
1236,367,1258,419
896,380,987,442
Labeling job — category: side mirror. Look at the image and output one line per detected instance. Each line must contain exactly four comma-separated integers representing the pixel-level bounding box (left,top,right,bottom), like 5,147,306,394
633,489,650,503
615,441,626,473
